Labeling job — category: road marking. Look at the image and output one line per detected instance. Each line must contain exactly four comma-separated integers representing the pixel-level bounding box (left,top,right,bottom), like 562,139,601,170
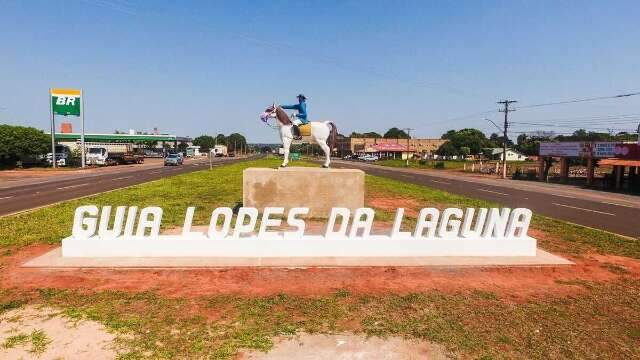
551,203,616,216
57,183,89,190
399,174,414,178
113,176,133,181
600,201,636,209
477,188,510,196
0,196,14,200
149,171,161,174
430,179,451,185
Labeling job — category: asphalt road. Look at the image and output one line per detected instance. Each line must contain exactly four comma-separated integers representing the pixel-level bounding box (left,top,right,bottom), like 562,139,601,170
331,160,639,238
0,156,252,217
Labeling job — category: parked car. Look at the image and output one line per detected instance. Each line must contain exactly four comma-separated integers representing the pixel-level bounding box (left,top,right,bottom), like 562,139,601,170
360,154,379,161
164,153,183,166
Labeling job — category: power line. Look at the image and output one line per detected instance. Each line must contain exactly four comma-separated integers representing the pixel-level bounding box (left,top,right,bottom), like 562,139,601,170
517,91,640,109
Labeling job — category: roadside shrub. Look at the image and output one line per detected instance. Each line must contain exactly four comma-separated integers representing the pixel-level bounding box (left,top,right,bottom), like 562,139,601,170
434,161,445,169
418,159,427,165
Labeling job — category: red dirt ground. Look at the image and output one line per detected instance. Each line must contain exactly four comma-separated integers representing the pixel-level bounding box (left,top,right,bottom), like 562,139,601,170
2,241,639,302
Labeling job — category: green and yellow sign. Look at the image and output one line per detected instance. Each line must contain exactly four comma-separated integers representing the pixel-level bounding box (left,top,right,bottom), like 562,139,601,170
51,88,81,116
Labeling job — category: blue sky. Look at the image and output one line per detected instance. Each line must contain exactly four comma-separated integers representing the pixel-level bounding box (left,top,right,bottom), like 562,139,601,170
1,0,639,142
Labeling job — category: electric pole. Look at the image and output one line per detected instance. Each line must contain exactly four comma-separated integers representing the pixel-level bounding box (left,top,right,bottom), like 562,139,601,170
402,128,414,167
497,99,517,179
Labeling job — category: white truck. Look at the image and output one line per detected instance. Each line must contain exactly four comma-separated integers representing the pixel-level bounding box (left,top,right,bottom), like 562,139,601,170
46,145,72,167
86,143,144,165
211,145,228,157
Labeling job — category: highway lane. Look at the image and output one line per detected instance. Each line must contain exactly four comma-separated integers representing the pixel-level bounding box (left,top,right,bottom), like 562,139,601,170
0,156,253,217
331,160,639,238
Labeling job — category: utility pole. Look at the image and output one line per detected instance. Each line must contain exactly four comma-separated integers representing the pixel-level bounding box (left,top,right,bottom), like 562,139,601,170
497,99,517,179
402,128,414,167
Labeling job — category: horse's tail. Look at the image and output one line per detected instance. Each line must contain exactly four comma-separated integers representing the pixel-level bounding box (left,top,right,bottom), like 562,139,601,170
327,122,338,151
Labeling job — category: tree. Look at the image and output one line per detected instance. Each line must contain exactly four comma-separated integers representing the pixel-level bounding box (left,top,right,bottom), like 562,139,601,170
0,125,50,166
192,135,216,152
435,142,459,156
459,146,471,156
227,133,247,152
350,131,382,138
177,141,189,154
215,134,227,145
516,134,551,156
440,128,492,155
383,127,410,139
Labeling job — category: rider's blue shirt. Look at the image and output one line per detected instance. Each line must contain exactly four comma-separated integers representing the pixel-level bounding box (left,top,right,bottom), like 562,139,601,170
282,101,308,124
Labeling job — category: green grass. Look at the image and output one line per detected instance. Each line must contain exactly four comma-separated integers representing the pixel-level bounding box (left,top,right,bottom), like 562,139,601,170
0,280,636,359
1,157,640,358
365,174,640,258
377,158,469,170
1,329,51,355
2,157,635,257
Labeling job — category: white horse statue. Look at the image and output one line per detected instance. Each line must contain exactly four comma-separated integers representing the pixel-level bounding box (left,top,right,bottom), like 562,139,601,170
261,104,337,168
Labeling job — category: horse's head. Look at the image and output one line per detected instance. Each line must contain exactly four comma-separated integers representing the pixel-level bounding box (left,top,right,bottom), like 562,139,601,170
260,103,291,125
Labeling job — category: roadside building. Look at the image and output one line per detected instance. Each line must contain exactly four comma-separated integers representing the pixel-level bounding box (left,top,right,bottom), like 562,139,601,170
49,132,180,157
336,136,446,158
484,148,526,161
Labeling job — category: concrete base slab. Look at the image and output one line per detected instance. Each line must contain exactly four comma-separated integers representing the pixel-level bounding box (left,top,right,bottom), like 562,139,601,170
23,247,572,268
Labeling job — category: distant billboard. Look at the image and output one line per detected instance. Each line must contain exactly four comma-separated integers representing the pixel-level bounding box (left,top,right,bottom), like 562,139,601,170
539,142,583,157
539,142,618,158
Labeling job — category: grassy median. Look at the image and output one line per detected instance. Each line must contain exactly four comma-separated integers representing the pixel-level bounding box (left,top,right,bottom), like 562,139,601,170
1,158,639,359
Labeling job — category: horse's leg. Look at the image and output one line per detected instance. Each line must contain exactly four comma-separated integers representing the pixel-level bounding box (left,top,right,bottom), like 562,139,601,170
281,134,292,168
315,136,331,168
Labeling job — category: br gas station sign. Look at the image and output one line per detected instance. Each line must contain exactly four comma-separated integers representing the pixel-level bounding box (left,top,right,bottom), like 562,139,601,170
51,89,81,116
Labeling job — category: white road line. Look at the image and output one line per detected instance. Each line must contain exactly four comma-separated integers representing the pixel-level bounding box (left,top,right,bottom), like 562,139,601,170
57,183,89,190
0,196,14,200
399,174,414,178
430,179,451,185
551,203,616,216
113,176,133,181
600,201,636,209
477,188,510,196
149,171,161,174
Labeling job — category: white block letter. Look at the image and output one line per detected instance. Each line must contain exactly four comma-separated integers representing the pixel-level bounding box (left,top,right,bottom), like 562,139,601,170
413,208,440,239
505,208,532,238
72,205,99,239
390,208,412,239
349,208,374,239
482,208,511,239
135,207,163,237
233,207,259,238
98,205,127,239
285,207,308,240
325,207,351,238
460,208,488,238
208,207,233,239
123,206,138,237
436,208,463,238
182,207,204,237
259,207,284,239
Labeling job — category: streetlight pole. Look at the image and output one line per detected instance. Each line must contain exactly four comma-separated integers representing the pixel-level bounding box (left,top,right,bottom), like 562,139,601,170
49,89,56,168
402,128,414,167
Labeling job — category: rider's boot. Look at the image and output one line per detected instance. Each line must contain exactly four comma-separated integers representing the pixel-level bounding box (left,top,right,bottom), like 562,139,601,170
292,125,302,140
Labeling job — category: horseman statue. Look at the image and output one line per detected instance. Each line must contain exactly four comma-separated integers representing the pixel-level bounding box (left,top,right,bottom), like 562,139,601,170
261,94,337,168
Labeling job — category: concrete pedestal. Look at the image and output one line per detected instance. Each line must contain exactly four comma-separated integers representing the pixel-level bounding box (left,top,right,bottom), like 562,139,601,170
243,167,364,217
